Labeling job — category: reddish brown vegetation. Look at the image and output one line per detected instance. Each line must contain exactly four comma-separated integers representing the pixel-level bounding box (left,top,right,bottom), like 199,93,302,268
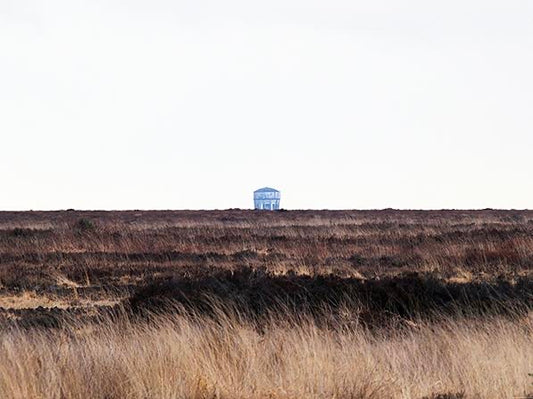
0,209,531,326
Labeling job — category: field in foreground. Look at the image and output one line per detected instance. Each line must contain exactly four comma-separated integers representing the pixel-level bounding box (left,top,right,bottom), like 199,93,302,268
0,210,531,398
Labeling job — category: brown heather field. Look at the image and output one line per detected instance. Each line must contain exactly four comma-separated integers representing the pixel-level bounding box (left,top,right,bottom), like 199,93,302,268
0,209,532,398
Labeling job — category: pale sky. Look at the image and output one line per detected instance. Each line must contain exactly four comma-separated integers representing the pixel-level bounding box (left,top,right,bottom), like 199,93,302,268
1,1,532,210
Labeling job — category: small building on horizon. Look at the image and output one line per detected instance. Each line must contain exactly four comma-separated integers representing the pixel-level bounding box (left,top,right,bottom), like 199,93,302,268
254,187,280,210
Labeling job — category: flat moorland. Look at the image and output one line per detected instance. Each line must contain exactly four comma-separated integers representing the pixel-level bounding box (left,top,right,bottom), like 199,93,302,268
0,210,531,398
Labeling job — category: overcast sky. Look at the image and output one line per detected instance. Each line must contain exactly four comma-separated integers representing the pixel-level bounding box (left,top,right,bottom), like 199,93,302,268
1,1,532,210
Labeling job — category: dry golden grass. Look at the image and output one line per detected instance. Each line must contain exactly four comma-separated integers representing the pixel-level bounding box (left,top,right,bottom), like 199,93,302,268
0,309,531,399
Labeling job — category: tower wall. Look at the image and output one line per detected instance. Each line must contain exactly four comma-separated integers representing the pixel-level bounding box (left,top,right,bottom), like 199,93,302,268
253,189,281,210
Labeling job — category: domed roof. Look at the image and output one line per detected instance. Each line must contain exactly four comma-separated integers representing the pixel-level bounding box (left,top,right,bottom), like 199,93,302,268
254,187,279,193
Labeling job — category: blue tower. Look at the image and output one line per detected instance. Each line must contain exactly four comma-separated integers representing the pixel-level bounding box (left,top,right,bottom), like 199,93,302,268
254,187,281,210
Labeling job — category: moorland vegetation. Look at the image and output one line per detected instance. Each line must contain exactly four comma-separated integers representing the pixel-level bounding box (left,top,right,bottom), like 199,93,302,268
0,210,531,398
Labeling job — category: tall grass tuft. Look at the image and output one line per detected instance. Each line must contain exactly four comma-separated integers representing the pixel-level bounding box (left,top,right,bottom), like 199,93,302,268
0,305,531,399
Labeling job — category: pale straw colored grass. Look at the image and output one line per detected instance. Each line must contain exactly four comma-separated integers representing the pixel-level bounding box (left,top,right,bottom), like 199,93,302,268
0,310,531,399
